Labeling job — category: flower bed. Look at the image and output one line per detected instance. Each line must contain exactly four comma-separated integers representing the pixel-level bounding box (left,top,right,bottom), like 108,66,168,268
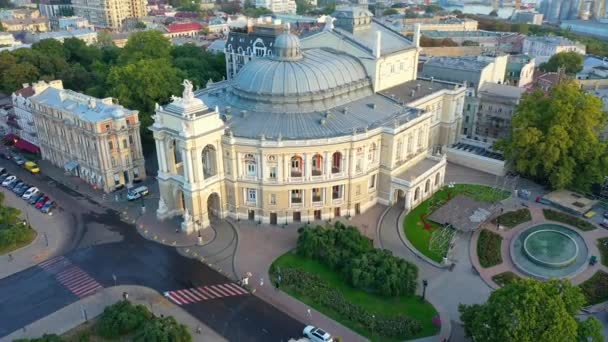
598,238,608,267
491,271,520,287
579,271,608,305
477,229,503,268
492,208,531,229
403,184,510,262
542,209,596,231
270,252,439,342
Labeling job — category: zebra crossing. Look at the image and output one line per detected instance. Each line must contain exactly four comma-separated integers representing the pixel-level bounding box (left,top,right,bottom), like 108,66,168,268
38,256,103,299
164,283,248,305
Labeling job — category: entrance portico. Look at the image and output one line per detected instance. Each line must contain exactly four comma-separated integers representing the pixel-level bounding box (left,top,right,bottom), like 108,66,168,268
391,155,446,210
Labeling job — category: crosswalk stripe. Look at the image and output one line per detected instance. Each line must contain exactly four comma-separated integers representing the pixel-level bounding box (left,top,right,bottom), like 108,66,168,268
226,283,248,295
76,285,102,298
167,292,186,305
190,288,208,300
42,260,69,273
70,279,99,294
39,256,65,268
197,287,216,299
171,291,192,304
217,284,239,296
205,286,225,298
56,267,81,281
179,289,199,302
59,273,90,287
183,289,202,301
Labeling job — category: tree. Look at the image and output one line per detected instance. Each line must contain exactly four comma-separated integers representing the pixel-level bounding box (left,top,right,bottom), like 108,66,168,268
424,4,443,13
383,8,399,16
172,44,226,87
118,31,172,64
489,9,498,16
296,0,313,14
497,81,608,191
405,9,418,18
134,316,192,342
0,21,4,32
459,279,603,342
31,39,68,59
1,62,39,93
96,30,114,47
134,21,146,29
96,300,152,338
540,51,584,75
243,6,272,17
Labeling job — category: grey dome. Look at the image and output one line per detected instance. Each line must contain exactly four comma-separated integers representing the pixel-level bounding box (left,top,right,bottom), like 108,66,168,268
232,48,369,98
272,31,302,60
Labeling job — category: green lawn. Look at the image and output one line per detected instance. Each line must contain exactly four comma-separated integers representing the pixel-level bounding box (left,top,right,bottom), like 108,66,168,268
403,184,510,262
271,252,439,342
542,209,596,231
0,228,37,255
492,208,532,228
579,271,608,305
477,229,503,268
597,238,608,267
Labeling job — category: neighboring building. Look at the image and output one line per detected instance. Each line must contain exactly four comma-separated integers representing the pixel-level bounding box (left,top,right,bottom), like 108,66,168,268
11,80,64,152
50,16,92,30
225,20,285,80
71,0,148,29
577,55,608,80
522,36,586,64
382,17,478,34
164,22,204,38
1,17,49,32
151,11,466,232
255,0,297,14
207,39,226,53
30,87,146,192
506,54,535,87
25,29,98,45
0,32,19,47
0,8,40,20
528,70,566,92
420,30,524,53
420,54,509,137
511,10,544,25
474,83,525,143
560,20,608,40
208,17,229,35
38,0,73,18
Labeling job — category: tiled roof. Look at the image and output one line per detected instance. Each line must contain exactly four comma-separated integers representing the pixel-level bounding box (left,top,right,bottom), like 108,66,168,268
15,86,34,98
166,22,204,33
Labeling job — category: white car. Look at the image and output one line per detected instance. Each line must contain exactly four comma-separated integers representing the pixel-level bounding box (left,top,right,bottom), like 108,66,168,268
2,175,16,187
303,325,333,342
127,186,149,201
22,187,39,200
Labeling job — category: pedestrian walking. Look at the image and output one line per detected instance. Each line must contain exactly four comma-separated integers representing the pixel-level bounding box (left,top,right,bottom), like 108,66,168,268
196,326,202,334
260,277,264,287
8,253,13,262
306,308,312,319
175,228,179,234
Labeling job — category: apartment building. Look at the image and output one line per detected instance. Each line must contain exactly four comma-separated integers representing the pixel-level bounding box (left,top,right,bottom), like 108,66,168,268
71,0,147,29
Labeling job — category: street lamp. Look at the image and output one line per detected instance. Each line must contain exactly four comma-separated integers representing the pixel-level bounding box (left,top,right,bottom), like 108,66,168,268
422,279,428,301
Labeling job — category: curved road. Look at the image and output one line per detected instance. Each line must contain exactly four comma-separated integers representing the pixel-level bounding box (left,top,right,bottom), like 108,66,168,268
0,162,304,341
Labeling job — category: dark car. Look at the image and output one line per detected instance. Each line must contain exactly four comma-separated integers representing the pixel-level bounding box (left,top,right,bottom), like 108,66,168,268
41,200,56,214
35,196,49,209
0,173,10,182
16,185,30,197
29,192,43,205
11,181,24,192
0,151,11,160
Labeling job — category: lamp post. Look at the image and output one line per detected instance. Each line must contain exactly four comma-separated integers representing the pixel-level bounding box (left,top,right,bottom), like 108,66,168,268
140,195,145,214
422,279,428,301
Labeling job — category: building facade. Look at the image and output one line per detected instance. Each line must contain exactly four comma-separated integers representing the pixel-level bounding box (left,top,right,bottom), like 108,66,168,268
152,10,465,232
474,83,525,143
25,28,97,45
1,17,49,32
522,36,586,64
38,0,73,18
255,0,297,14
511,10,544,25
71,0,147,29
506,54,535,87
29,88,146,192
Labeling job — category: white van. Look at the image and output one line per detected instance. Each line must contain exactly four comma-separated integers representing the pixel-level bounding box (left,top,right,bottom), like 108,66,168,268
127,186,149,201
22,187,39,200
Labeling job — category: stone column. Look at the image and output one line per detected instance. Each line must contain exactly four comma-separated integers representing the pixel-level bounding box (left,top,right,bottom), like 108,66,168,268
324,151,330,177
181,149,190,182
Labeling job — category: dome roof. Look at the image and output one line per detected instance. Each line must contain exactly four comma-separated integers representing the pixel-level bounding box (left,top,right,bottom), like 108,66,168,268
272,31,302,61
232,48,369,99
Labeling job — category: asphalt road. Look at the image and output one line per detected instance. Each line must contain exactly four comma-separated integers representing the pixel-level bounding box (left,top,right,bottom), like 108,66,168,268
0,160,304,341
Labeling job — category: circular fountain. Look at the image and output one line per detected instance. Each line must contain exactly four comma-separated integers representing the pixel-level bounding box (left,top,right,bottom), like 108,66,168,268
511,224,588,279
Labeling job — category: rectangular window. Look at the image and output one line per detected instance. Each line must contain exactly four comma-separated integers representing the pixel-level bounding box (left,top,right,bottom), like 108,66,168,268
129,135,133,144
133,167,139,178
108,141,113,150
247,163,256,176
312,188,322,202
247,189,256,202
369,174,376,189
291,189,302,203
269,166,277,179
123,139,127,149
269,194,276,205
356,158,363,173
355,184,361,196
113,173,120,185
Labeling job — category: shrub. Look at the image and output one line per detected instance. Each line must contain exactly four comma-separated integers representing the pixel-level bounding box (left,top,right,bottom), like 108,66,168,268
579,271,608,305
96,300,152,338
134,316,192,342
491,272,520,287
598,238,608,267
0,224,32,247
543,209,596,231
14,335,64,342
275,268,422,339
297,222,418,296
492,209,531,228
477,229,503,268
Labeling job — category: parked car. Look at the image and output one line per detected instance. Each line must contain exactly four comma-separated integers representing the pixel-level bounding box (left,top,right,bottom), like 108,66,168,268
22,187,39,200
16,184,30,196
29,192,43,205
2,175,16,186
0,167,6,175
41,200,56,214
0,173,11,182
35,196,49,209
303,326,333,342
12,156,25,166
24,161,40,174
127,186,149,201
11,181,24,192
0,151,11,160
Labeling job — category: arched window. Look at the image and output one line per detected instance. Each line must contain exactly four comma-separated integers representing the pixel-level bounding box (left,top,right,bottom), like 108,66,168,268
291,155,303,177
332,152,342,173
312,154,323,176
425,179,431,193
435,172,440,186
202,145,217,178
172,139,182,163
414,187,420,201
368,143,377,163
244,153,256,177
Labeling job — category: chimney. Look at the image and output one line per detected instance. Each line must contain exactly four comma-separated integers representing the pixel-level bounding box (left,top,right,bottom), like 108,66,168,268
374,30,381,59
410,90,416,97
413,23,421,48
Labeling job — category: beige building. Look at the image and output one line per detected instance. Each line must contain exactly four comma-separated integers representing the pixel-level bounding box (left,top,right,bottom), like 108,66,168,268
151,7,466,233
71,0,147,29
29,87,146,192
1,17,49,32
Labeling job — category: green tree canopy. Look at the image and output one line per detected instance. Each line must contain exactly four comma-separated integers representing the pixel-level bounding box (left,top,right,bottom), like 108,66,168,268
383,8,399,16
118,31,172,64
540,51,584,75
497,81,608,191
459,279,603,342
134,316,192,342
489,9,498,16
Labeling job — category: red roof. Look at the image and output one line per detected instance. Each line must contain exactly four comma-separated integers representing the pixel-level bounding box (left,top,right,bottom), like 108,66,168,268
15,86,34,98
166,22,204,33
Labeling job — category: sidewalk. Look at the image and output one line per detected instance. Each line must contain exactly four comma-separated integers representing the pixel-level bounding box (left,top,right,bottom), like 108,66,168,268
0,187,72,279
1,285,226,342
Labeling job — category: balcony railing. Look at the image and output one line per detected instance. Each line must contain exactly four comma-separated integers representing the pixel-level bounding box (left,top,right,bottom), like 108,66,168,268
291,197,302,204
332,192,341,200
312,169,322,176
331,166,341,174
312,195,322,202
291,169,302,177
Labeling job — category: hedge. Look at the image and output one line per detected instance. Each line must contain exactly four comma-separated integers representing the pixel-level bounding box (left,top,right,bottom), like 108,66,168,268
491,272,520,287
492,209,531,228
598,238,608,267
274,267,422,339
297,222,418,297
542,209,596,231
477,229,503,268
